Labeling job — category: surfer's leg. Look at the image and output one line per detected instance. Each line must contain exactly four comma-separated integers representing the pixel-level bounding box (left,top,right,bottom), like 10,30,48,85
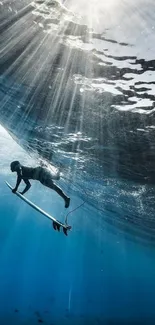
40,179,70,208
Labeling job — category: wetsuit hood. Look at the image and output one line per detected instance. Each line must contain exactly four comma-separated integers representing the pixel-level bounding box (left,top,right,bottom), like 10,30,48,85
10,161,21,172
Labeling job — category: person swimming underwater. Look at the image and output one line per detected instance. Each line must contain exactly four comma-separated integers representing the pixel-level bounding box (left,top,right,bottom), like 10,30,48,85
10,160,70,208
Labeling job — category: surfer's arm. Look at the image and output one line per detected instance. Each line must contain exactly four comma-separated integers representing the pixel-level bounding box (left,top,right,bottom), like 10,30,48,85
12,174,22,193
20,179,31,195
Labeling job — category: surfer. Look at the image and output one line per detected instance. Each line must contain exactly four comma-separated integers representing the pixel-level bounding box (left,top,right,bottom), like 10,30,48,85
10,161,70,208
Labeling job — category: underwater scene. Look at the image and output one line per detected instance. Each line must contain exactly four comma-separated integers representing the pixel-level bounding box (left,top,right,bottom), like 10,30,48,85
0,0,155,324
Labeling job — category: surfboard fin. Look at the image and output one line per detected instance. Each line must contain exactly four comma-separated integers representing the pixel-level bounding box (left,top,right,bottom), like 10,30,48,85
53,221,61,231
53,221,71,235
56,224,61,231
63,228,68,236
63,226,71,236
52,221,57,231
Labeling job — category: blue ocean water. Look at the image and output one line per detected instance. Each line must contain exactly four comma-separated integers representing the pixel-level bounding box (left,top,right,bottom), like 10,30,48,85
1,0,155,324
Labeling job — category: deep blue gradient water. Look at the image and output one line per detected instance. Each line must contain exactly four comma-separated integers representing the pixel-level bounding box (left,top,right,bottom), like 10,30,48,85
1,1,155,324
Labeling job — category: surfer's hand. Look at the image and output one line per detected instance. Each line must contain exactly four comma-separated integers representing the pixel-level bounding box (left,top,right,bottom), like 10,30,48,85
12,188,17,193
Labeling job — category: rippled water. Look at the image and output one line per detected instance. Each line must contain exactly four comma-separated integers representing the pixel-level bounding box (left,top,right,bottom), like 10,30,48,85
0,1,155,324
1,0,155,241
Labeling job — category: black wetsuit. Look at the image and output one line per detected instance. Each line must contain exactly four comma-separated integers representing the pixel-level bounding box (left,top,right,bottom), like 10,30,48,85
18,166,42,180
14,166,67,203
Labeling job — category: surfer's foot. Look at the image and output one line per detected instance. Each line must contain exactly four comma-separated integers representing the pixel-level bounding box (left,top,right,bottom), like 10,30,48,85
65,197,70,208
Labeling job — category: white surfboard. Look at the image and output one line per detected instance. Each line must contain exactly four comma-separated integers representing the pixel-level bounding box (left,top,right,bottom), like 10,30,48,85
5,181,71,236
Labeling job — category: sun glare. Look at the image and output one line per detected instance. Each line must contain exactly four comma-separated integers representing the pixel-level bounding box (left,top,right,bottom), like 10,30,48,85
63,0,122,31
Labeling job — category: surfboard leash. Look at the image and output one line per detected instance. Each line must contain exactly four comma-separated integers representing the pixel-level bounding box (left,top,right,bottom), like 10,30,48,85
65,200,86,225
61,175,88,225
